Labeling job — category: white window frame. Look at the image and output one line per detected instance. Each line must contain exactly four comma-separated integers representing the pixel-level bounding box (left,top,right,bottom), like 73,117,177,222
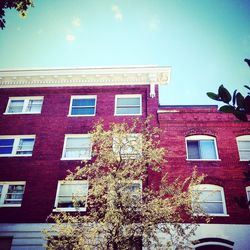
0,181,26,207
114,94,142,116
61,134,92,160
68,95,97,117
192,184,228,216
246,186,250,203
0,135,35,157
113,133,142,159
54,180,88,212
4,96,44,114
185,135,219,161
236,135,250,161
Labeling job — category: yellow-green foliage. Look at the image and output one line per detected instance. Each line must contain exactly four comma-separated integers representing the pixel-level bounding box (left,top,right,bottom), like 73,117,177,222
45,117,205,250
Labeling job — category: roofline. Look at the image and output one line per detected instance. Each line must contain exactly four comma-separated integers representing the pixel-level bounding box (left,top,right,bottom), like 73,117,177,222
159,105,218,108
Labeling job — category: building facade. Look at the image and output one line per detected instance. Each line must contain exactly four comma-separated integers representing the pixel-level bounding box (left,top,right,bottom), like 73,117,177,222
0,66,249,249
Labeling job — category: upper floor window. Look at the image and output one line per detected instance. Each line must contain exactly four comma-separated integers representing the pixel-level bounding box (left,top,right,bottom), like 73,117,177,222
0,135,35,157
115,95,142,116
236,135,250,161
5,96,43,114
69,96,96,116
61,134,92,160
186,135,219,160
0,182,26,207
113,133,142,159
54,180,88,212
192,184,227,216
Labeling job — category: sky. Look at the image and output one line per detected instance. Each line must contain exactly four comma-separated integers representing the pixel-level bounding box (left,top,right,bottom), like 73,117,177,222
0,0,250,105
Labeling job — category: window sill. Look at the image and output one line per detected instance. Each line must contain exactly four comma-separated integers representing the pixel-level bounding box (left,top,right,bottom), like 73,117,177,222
3,112,41,115
186,159,221,161
53,208,86,212
194,213,229,217
61,157,91,161
114,114,142,116
0,204,22,207
239,159,250,162
0,154,32,157
67,114,96,117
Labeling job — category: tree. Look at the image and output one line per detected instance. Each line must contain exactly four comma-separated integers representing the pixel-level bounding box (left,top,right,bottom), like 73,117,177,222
0,0,33,29
207,58,250,122
45,118,206,250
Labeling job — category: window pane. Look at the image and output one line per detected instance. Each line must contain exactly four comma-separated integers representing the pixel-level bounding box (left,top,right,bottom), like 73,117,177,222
16,139,35,155
66,138,90,148
187,141,200,159
8,100,24,113
199,191,222,202
117,97,140,106
239,151,250,160
26,100,43,112
72,98,95,106
116,107,140,115
71,107,95,115
0,139,14,154
238,141,250,150
4,185,24,204
200,140,217,159
247,191,250,201
200,202,224,214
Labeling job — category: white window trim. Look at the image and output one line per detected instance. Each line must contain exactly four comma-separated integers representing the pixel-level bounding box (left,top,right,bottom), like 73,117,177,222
185,135,220,161
68,95,97,117
0,181,26,207
114,94,142,116
61,134,92,160
53,180,88,212
246,186,250,202
4,96,44,115
236,135,250,161
0,135,35,157
192,184,228,216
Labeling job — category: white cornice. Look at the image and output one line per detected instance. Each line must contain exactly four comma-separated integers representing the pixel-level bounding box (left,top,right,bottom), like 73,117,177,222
0,66,171,89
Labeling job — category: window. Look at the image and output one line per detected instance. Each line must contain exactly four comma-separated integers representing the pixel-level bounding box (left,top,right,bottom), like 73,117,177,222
236,135,250,161
186,135,219,160
5,96,43,114
113,134,142,159
0,182,25,207
192,184,227,216
69,96,96,116
61,135,92,160
54,181,88,212
0,136,35,157
115,95,142,116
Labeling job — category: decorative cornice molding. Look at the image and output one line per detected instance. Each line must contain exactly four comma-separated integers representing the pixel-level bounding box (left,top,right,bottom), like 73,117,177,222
0,66,171,89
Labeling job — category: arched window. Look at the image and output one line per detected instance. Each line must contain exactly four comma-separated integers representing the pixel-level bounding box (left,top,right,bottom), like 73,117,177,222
236,135,250,161
186,135,219,160
192,184,227,216
194,237,234,249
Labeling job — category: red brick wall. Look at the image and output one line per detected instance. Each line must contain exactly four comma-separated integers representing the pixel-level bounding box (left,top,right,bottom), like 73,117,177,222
0,85,158,222
158,106,250,224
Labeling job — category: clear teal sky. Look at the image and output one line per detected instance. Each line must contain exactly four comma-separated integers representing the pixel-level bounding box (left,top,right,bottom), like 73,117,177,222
0,0,249,105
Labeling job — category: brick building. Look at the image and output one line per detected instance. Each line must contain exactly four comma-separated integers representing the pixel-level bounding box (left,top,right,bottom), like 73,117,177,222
0,66,249,249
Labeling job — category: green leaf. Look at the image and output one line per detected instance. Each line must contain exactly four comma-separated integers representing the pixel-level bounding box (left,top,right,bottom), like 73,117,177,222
232,90,237,106
236,92,245,108
219,105,235,113
243,96,250,114
244,85,250,91
207,92,220,101
233,110,248,122
218,85,231,103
